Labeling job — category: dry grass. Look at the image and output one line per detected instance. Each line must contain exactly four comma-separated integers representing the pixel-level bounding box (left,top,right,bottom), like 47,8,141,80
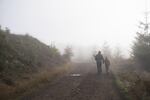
115,71,150,100
0,64,70,100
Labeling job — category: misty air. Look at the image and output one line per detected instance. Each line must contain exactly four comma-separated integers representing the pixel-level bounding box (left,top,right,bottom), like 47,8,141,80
0,0,150,100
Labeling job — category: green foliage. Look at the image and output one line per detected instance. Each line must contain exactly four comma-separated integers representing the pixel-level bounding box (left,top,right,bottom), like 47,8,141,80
114,74,132,100
132,32,150,70
0,27,65,81
116,72,150,100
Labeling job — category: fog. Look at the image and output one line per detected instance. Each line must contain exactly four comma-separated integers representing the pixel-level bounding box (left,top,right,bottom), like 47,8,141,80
1,1,150,100
0,0,149,60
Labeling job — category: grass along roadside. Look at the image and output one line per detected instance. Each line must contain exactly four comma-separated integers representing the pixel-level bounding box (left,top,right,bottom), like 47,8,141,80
113,72,131,100
0,63,70,100
113,71,150,100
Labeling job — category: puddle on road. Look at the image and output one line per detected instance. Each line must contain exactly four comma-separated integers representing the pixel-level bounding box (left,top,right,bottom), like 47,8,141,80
70,74,81,77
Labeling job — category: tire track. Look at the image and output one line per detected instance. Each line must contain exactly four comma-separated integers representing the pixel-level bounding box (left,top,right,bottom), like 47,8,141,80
66,73,122,100
20,63,123,100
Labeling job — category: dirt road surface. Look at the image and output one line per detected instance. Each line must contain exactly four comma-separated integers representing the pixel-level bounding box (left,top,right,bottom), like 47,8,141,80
21,63,123,100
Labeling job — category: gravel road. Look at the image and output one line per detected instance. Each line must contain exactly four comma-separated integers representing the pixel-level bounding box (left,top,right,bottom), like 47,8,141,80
21,63,123,100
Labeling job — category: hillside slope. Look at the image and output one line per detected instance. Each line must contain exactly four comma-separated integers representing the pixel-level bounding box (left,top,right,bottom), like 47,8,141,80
0,28,63,82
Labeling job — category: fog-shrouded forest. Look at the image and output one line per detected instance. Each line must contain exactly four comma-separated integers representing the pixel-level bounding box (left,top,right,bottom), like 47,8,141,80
0,0,150,100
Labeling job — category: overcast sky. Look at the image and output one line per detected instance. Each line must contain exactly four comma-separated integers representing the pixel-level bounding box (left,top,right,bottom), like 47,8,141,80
0,0,149,57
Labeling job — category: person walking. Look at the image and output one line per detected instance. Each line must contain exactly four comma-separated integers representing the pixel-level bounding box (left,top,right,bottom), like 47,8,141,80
104,57,110,74
94,51,104,74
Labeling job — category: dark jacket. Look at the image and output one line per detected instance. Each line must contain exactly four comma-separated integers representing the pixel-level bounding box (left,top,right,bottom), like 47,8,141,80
95,53,104,63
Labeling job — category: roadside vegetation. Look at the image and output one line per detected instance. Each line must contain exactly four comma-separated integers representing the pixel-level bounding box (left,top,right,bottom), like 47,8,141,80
113,60,150,100
111,22,150,100
0,27,73,100
0,16,150,100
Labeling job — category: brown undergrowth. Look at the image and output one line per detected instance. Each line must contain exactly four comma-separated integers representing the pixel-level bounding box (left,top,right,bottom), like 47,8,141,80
0,64,70,100
114,71,150,100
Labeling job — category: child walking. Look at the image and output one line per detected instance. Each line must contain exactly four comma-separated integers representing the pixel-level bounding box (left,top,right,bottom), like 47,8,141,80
105,57,110,74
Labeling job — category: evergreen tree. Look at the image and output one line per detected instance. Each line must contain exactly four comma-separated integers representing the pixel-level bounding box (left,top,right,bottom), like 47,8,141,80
132,32,150,70
132,13,150,70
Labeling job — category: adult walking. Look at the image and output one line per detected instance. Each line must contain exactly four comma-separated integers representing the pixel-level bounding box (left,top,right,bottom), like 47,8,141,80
94,51,104,74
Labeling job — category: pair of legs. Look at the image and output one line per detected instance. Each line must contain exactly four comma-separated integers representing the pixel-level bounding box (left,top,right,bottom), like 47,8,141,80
105,66,109,74
105,64,109,74
96,62,102,74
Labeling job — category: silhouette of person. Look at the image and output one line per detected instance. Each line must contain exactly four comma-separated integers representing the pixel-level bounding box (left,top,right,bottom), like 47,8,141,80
94,51,104,74
105,57,110,74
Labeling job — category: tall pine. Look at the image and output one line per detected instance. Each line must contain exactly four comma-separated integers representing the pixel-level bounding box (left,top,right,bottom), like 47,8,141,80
132,12,150,70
